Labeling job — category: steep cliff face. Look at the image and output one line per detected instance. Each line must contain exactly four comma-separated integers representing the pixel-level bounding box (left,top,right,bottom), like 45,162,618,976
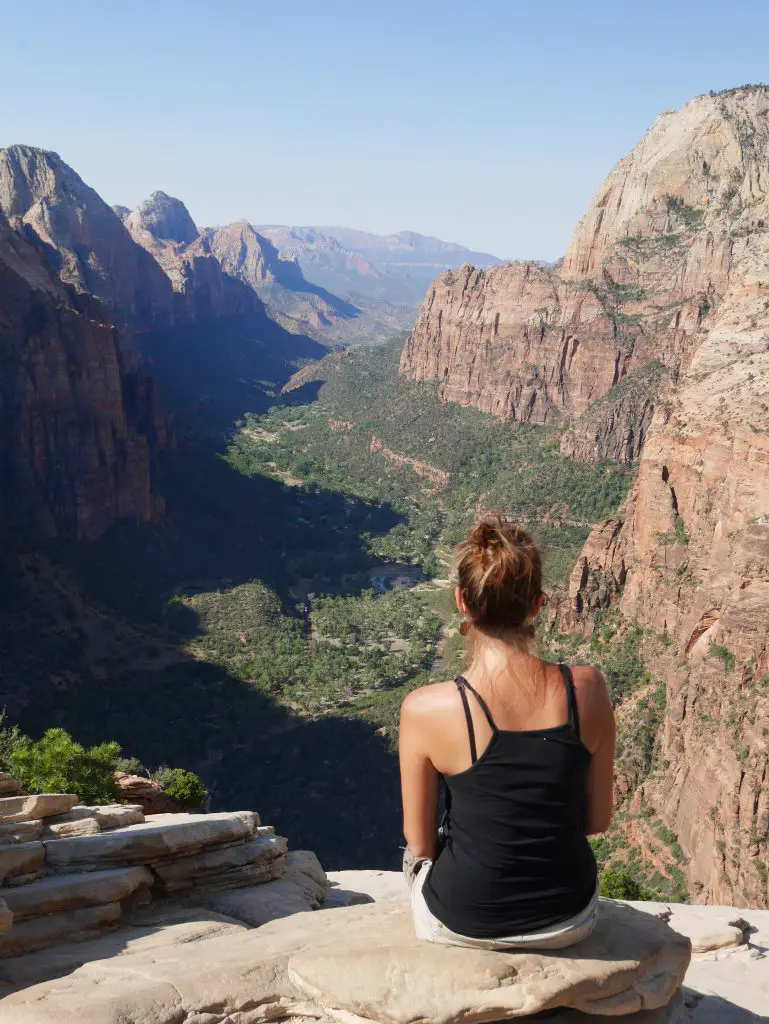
401,92,769,460
0,146,174,326
203,221,359,329
0,211,165,539
554,88,769,906
122,194,262,322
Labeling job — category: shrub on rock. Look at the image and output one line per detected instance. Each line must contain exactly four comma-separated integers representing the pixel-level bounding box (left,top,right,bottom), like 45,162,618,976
9,728,120,805
153,767,206,809
599,866,644,900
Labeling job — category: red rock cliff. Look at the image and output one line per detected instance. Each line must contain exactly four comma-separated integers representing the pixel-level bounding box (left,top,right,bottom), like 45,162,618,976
0,210,166,539
553,88,769,905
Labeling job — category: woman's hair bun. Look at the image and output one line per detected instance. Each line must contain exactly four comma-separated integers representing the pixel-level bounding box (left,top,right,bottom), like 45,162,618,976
455,512,542,633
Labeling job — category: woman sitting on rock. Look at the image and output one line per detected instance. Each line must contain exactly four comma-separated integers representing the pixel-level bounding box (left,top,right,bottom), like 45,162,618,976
399,513,615,950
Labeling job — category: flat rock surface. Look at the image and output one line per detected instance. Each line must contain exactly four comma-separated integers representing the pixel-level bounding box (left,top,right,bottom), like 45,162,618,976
327,868,408,903
0,794,77,825
0,899,691,1023
88,804,144,830
2,866,152,921
44,811,258,872
0,905,248,994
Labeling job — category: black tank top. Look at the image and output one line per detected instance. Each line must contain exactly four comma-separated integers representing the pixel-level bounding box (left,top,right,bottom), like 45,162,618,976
423,665,597,938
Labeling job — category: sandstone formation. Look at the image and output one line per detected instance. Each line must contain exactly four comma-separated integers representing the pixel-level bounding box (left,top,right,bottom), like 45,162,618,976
123,191,263,321
203,219,360,332
0,145,174,325
403,87,769,906
0,899,693,1023
113,772,185,814
0,208,167,537
0,772,291,957
560,89,769,907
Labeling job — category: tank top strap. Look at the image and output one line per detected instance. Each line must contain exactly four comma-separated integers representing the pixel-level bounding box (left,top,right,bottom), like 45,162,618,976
558,664,581,739
456,675,497,733
454,678,477,763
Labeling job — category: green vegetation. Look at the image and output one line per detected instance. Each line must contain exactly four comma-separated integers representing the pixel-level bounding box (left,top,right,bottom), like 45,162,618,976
152,767,207,810
708,643,736,675
7,728,120,805
231,341,634,589
599,866,643,900
0,337,641,868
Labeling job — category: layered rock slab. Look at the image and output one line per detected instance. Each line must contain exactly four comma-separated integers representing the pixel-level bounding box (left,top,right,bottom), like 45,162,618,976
1,867,152,922
0,898,691,1024
44,811,258,872
0,794,77,826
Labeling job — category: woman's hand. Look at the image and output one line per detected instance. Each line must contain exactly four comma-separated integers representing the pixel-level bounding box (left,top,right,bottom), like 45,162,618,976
399,688,440,859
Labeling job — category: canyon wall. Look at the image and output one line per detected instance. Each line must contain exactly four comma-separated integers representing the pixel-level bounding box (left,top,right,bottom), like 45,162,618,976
404,88,769,905
0,210,166,539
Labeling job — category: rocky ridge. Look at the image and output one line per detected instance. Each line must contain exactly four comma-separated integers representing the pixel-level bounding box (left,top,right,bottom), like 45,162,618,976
202,219,362,333
0,146,174,326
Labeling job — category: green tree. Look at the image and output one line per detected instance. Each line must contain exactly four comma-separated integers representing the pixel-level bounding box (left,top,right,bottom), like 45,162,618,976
153,767,207,809
599,867,643,900
9,728,120,805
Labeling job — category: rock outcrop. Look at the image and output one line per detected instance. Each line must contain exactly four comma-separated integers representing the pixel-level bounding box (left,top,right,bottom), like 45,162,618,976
203,220,360,331
0,898,693,1023
559,88,769,907
123,192,263,321
0,771,292,957
400,91,767,461
0,208,166,538
0,146,174,326
402,87,769,906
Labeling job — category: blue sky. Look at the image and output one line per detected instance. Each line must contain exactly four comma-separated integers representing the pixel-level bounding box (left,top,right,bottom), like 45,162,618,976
3,0,768,258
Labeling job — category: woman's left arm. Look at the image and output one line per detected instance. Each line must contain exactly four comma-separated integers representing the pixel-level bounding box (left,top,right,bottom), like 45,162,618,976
399,689,440,859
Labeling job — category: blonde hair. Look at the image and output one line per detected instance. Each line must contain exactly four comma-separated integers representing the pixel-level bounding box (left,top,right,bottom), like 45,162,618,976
455,512,543,636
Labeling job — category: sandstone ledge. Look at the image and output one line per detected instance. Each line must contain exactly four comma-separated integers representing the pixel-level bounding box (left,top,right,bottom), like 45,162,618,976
0,899,691,1024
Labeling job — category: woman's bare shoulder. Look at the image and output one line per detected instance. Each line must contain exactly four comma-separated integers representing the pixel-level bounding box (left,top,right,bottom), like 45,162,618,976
401,680,459,719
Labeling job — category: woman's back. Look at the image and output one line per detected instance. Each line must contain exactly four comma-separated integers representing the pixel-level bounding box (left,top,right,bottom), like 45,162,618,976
421,664,597,938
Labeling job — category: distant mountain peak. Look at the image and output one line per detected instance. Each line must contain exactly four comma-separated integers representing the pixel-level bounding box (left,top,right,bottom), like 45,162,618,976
125,191,198,245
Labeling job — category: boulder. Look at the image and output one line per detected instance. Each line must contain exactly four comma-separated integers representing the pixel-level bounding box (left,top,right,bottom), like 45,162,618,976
0,775,22,797
2,867,152,921
0,794,77,826
44,811,259,872
0,899,692,1023
113,773,184,814
151,833,287,892
286,900,692,1021
0,903,121,957
88,804,144,830
0,843,44,884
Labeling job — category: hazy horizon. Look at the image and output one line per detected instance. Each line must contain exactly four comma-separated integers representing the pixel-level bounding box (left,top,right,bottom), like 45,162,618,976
4,0,769,259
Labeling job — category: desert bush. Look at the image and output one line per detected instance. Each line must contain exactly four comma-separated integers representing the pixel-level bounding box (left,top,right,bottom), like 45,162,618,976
9,728,119,804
